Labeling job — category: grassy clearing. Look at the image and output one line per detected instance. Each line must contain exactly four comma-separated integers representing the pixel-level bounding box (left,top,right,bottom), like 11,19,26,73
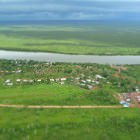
0,108,139,140
0,84,118,105
0,25,140,55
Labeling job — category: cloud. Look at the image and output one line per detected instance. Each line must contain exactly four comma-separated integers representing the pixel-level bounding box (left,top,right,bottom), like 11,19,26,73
0,0,140,21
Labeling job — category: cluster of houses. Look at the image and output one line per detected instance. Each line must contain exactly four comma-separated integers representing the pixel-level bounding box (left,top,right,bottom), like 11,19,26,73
49,77,67,85
3,74,106,89
136,94,140,103
4,77,67,86
74,74,106,89
5,80,13,86
119,88,140,108
120,100,129,108
0,70,22,74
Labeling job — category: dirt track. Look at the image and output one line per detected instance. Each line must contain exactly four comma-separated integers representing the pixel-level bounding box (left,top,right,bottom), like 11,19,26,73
0,104,123,109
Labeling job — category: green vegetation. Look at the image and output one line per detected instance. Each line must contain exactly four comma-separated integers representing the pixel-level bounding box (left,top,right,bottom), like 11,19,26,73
0,108,140,140
0,24,140,140
0,60,140,93
0,24,140,55
0,84,118,105
0,59,140,106
0,60,139,139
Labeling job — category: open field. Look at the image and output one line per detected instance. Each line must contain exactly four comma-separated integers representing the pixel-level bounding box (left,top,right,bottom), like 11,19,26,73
0,108,140,140
0,24,140,55
0,60,140,139
0,84,118,105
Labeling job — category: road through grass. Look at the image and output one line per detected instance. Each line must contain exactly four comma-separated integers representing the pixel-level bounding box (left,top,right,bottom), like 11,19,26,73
0,104,122,109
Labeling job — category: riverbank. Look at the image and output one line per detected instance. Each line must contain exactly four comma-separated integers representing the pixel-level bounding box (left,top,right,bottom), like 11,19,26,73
0,50,140,64
0,47,140,56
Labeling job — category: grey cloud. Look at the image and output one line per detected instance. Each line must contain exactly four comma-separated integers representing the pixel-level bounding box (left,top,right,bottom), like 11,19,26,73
0,0,140,21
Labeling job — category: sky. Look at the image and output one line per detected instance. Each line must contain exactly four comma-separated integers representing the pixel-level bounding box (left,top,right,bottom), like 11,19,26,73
0,0,140,21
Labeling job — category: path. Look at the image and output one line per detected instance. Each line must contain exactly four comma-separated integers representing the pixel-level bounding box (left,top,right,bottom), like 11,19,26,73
0,104,123,109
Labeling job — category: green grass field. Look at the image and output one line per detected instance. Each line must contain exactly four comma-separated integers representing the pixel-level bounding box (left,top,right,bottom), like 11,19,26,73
0,24,140,55
0,108,140,140
0,84,118,105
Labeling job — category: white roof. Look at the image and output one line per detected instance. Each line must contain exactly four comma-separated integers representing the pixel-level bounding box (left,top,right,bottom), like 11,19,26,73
5,79,11,83
16,79,21,82
123,104,129,108
61,78,67,80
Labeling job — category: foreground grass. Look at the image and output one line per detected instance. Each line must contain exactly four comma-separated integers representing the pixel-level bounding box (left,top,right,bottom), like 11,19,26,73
0,25,140,55
0,84,118,105
0,108,139,140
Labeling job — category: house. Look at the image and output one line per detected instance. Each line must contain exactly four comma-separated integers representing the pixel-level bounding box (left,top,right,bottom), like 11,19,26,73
95,81,99,84
75,77,80,80
16,70,22,73
96,75,102,79
23,79,28,83
120,101,126,105
5,79,13,86
37,79,42,82
92,80,96,83
29,80,34,83
56,78,60,82
61,78,67,81
87,85,93,89
80,83,86,86
60,81,64,85
120,101,129,108
96,75,104,79
136,88,139,92
126,98,131,102
5,79,11,83
137,96,140,102
6,83,13,86
86,79,91,83
123,103,129,108
50,79,55,82
16,79,21,82
81,80,86,83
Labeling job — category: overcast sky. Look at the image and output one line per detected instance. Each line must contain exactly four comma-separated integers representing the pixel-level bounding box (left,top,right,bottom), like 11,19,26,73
0,0,140,21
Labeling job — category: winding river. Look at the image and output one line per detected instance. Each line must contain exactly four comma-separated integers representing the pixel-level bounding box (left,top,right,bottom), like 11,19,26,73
0,50,140,64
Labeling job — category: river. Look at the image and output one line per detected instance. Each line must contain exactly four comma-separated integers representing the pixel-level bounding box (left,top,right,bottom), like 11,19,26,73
0,50,140,64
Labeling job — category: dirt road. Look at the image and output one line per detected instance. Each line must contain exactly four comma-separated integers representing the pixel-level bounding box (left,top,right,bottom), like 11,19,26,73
0,104,122,109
